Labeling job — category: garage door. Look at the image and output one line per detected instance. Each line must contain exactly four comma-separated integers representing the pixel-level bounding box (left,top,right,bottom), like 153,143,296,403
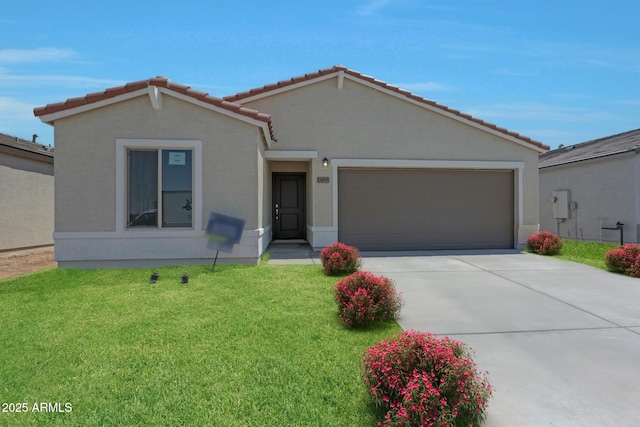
338,169,514,250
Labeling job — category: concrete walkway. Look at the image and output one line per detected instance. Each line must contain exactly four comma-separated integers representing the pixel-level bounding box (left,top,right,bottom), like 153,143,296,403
267,244,640,425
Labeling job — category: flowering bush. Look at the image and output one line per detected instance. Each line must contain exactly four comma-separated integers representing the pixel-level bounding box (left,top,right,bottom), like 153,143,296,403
526,231,563,255
363,330,492,427
605,244,640,278
320,242,362,275
627,257,640,278
605,248,628,274
334,271,402,328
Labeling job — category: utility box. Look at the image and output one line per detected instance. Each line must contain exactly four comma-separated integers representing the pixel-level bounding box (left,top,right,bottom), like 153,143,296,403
551,190,570,219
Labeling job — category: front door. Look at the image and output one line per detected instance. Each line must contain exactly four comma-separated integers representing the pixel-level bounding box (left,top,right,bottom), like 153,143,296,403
273,173,306,240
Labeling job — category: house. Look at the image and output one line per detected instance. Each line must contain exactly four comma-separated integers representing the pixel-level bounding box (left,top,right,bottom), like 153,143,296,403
539,128,640,244
34,65,548,268
0,133,54,252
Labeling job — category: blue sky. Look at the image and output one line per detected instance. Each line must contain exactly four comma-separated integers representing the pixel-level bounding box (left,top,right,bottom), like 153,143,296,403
2,0,639,149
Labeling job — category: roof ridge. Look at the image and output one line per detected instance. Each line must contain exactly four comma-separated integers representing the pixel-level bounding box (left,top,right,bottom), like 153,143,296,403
223,65,548,151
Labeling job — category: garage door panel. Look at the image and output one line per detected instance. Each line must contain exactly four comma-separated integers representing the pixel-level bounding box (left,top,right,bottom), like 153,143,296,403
338,169,514,250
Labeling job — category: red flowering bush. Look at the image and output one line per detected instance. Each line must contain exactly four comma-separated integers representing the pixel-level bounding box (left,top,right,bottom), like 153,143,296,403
606,244,640,278
320,242,362,275
526,231,563,255
363,330,492,427
605,248,629,274
627,257,640,278
334,271,402,328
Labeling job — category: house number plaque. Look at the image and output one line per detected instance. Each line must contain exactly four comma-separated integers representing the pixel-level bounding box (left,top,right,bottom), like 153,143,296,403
317,176,330,184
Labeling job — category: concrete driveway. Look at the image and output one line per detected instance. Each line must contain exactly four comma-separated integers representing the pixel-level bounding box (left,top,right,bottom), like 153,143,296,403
360,250,640,426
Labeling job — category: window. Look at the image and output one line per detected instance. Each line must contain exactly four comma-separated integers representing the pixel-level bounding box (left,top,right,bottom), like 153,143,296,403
117,139,202,233
127,149,193,228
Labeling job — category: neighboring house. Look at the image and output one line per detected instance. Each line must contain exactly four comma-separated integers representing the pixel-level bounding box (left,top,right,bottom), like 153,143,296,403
539,128,640,244
0,133,54,252
34,65,548,268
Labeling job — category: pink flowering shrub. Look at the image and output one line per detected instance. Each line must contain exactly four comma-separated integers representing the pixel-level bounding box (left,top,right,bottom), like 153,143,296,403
526,231,563,255
320,242,362,275
606,244,640,278
627,257,640,278
363,330,492,427
605,248,628,274
334,271,402,328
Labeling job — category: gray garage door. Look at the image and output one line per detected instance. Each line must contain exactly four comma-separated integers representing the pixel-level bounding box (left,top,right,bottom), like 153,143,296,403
338,169,514,250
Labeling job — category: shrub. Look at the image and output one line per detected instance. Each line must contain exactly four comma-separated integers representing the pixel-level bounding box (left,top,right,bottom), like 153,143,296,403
621,243,640,260
334,271,402,328
526,231,563,255
364,331,492,427
320,242,362,275
606,244,640,278
627,255,640,278
605,248,629,274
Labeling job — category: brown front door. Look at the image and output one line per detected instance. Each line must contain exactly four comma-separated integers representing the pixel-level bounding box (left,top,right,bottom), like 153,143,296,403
273,173,306,240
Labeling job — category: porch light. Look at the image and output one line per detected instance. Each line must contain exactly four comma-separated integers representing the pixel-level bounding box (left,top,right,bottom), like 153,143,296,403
322,157,329,168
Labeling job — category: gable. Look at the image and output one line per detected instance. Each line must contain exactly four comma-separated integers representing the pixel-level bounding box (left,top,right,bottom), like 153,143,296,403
34,77,275,147
239,73,543,160
225,65,549,153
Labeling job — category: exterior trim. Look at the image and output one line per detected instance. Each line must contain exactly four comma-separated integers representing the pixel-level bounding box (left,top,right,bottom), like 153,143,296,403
264,150,318,160
52,228,265,266
307,225,337,250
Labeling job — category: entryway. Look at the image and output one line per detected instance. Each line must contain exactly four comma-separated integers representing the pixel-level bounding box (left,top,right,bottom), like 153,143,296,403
272,173,306,240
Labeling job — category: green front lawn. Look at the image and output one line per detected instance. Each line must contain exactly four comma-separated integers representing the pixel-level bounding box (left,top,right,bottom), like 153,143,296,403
0,264,400,426
551,239,619,270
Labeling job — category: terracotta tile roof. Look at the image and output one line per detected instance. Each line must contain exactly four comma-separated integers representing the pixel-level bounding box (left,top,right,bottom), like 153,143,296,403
224,65,549,151
34,77,275,141
539,128,640,168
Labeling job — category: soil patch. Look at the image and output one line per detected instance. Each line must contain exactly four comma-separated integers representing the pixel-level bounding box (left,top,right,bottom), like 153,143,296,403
0,250,57,280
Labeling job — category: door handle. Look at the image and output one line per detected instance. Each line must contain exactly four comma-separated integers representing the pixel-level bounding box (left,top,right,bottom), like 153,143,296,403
275,203,279,220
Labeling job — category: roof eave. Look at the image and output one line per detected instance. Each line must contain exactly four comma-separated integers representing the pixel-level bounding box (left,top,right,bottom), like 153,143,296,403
35,85,276,147
35,89,146,125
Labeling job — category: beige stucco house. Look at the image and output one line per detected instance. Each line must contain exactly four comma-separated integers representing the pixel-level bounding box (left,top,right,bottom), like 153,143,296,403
0,133,54,252
34,65,548,267
539,128,640,244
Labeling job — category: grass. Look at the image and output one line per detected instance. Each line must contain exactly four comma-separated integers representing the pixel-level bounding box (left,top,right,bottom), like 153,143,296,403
0,264,400,426
551,239,620,270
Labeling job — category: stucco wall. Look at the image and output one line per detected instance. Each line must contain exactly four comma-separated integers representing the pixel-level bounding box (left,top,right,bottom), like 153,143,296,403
54,95,262,233
246,77,541,234
0,152,54,250
539,152,638,243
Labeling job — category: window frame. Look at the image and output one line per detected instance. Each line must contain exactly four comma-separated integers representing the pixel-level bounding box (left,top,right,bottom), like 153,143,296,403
116,139,203,233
